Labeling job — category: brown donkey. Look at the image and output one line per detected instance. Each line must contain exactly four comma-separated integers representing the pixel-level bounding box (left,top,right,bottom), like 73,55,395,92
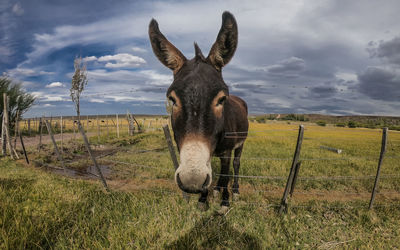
149,11,248,212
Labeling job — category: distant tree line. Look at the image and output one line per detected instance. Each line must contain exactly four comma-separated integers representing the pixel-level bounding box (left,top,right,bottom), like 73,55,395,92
250,113,400,131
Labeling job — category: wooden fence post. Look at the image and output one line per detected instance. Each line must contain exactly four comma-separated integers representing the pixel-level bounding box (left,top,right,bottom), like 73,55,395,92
279,125,304,214
289,161,302,197
116,114,120,138
38,117,43,152
19,133,29,164
163,125,189,201
369,127,388,209
97,115,100,142
44,120,65,170
1,106,6,156
13,110,20,149
77,121,109,191
28,119,31,136
127,111,134,136
60,116,63,154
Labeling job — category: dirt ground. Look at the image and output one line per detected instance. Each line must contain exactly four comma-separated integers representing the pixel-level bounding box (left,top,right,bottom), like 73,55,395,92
15,132,96,148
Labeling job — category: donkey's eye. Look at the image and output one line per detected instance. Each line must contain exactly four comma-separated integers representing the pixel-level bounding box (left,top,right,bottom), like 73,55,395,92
169,96,177,106
217,96,226,106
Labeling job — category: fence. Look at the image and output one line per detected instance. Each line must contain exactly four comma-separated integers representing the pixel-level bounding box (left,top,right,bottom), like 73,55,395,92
3,112,400,214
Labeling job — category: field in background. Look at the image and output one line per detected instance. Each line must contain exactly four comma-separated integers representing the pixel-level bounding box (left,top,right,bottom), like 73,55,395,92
17,114,170,136
2,118,400,248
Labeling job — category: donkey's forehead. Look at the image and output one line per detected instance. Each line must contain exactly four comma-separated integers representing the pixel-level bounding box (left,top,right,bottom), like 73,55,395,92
167,59,228,95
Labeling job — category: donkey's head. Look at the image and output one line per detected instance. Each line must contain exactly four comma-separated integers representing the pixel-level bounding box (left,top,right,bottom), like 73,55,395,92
149,11,238,194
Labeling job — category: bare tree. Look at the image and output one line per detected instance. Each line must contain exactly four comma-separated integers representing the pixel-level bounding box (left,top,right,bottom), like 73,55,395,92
70,56,88,121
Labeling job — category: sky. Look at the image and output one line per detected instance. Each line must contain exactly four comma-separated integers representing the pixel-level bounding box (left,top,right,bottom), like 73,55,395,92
1,0,400,118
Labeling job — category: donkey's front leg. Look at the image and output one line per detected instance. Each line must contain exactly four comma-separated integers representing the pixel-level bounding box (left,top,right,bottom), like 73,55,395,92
217,151,232,214
197,189,209,211
232,145,244,200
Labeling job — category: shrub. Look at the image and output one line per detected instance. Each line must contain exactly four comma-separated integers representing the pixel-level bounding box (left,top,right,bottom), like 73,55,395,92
316,120,326,126
335,123,346,127
348,121,357,128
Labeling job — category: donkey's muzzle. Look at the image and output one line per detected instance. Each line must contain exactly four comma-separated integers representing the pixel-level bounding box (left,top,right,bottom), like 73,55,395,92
176,173,211,194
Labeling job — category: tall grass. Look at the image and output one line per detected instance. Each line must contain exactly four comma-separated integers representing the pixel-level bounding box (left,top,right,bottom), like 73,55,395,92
2,120,400,248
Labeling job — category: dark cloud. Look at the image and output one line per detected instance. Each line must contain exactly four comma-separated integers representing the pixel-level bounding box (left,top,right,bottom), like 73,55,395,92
138,86,168,94
264,57,305,77
358,67,400,101
307,86,337,99
367,36,400,65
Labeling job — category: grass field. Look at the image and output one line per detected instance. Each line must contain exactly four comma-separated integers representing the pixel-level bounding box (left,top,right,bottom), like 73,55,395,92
1,120,400,248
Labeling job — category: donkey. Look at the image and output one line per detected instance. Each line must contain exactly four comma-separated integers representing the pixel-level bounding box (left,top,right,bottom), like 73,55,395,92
149,11,248,212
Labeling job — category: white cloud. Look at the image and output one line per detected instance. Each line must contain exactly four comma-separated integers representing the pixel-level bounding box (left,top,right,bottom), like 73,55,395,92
335,71,358,82
46,82,65,88
32,91,69,102
12,3,24,16
98,53,146,68
43,104,55,107
132,47,147,53
8,67,54,77
89,98,105,103
83,56,97,62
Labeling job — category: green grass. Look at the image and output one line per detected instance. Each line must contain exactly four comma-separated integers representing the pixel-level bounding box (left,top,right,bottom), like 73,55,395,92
2,120,400,248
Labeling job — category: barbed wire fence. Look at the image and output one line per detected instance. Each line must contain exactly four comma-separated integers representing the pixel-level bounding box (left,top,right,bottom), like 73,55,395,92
9,109,400,214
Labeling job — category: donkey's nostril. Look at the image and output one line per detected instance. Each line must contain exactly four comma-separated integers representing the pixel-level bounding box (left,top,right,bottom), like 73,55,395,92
202,174,211,189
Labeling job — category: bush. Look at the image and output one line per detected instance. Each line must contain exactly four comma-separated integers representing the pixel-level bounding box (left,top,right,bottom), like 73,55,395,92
335,123,346,127
316,120,326,126
348,121,357,128
388,125,400,131
255,116,267,123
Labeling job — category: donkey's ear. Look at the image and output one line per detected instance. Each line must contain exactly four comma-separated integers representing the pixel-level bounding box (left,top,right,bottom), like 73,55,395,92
149,19,187,74
207,11,238,71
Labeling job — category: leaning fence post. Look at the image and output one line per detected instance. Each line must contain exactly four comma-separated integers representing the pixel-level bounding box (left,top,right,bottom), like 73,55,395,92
19,133,29,164
44,120,65,170
289,161,302,197
279,125,304,214
77,121,109,191
162,125,189,201
369,127,388,210
13,109,20,149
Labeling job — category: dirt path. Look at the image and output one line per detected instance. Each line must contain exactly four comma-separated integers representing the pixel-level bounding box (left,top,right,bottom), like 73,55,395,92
15,132,96,148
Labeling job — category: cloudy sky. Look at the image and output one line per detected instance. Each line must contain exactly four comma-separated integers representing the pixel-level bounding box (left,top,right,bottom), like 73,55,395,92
1,0,400,117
